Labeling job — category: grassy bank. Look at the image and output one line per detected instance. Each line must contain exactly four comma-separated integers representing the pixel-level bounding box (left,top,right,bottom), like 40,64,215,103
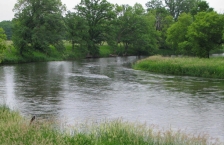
0,105,218,145
0,41,124,64
1,41,88,64
133,55,224,79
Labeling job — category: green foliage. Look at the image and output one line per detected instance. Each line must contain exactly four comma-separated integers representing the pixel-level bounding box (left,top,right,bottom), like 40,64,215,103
165,0,198,21
1,44,24,63
1,41,88,64
63,41,87,59
99,45,112,57
187,12,224,58
12,0,66,56
166,13,193,54
75,0,115,57
109,4,158,56
190,1,214,17
156,14,174,49
0,106,215,145
0,27,6,40
133,55,224,79
64,11,89,52
1,0,223,62
0,28,7,62
0,21,13,40
146,1,173,50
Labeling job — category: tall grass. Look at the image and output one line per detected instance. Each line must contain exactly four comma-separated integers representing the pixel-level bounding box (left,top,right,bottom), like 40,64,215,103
133,55,224,79
0,105,220,145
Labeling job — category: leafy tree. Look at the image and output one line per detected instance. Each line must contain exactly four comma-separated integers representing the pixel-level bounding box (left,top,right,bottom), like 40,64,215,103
146,0,173,49
0,21,13,40
0,28,7,62
75,0,115,57
0,27,7,51
187,12,224,58
0,28,7,40
146,0,164,10
65,11,89,51
146,0,169,31
157,15,173,49
132,11,159,55
190,1,213,18
110,3,158,55
12,0,66,56
165,0,198,21
166,13,193,54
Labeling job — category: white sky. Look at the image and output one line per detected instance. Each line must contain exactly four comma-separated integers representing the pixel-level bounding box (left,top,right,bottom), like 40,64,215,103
0,0,224,21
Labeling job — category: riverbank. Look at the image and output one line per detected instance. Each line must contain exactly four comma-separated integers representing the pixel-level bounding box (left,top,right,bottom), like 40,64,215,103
133,55,224,79
0,41,131,64
0,105,216,145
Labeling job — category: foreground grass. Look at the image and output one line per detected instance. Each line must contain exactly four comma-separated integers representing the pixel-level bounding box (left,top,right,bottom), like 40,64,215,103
0,105,220,145
133,55,224,79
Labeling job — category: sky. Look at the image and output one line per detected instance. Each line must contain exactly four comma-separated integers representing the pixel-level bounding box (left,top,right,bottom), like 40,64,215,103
0,0,224,21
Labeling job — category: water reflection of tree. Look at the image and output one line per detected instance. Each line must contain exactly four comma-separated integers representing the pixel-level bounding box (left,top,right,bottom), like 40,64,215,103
13,62,69,116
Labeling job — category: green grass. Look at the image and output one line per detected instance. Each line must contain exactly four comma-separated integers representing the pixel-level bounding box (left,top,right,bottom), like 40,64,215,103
0,41,87,64
99,45,112,57
0,105,219,145
0,40,150,64
133,55,224,79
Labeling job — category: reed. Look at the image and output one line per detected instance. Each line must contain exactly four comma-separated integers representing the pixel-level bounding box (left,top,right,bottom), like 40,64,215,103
133,55,224,79
0,105,220,145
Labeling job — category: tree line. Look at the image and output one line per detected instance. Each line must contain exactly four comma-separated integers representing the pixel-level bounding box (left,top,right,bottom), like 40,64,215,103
0,0,224,59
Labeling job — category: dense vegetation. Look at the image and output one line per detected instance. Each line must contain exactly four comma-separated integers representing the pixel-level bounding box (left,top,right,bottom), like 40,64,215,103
0,21,12,40
0,0,223,64
133,55,224,79
1,105,217,145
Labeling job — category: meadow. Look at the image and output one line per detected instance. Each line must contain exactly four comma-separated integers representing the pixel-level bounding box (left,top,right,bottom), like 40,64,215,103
0,105,220,145
133,55,224,79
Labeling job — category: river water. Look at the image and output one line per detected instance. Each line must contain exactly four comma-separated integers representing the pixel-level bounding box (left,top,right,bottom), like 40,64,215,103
0,56,224,142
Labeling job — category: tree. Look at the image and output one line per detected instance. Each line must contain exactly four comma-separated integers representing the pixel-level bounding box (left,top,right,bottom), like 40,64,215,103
132,12,159,55
165,0,198,21
187,12,224,58
65,11,89,51
110,3,158,55
146,0,173,49
190,1,213,18
0,27,7,40
146,0,169,31
0,21,13,40
146,0,164,10
75,0,115,57
166,13,193,54
0,28,7,62
12,0,66,56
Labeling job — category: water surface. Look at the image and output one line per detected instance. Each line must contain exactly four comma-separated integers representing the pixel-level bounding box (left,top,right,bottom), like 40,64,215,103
0,56,224,141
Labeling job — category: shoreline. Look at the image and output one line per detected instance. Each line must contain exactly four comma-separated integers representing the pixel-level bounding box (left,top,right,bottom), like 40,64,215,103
1,105,220,145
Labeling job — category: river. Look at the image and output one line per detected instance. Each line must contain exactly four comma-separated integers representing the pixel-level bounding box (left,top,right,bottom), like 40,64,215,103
0,56,224,142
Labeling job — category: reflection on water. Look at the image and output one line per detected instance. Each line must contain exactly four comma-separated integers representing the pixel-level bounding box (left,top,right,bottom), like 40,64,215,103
0,56,224,142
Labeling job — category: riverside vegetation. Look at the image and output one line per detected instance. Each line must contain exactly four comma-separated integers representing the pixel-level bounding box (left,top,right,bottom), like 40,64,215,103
133,55,224,79
0,41,121,64
0,105,220,145
1,0,224,63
